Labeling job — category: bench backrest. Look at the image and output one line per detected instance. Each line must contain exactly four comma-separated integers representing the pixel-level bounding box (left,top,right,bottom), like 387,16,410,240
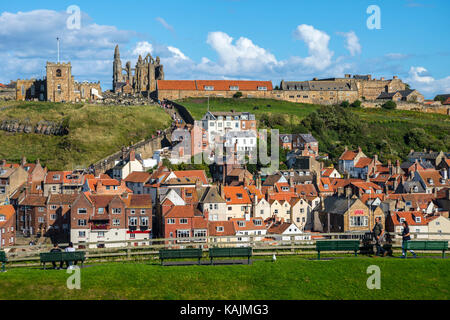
40,251,86,262
316,240,360,251
0,251,6,262
159,248,203,259
209,247,252,258
406,241,448,250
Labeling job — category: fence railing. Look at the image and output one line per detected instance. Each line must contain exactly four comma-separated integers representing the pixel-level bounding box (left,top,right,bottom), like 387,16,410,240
2,232,449,266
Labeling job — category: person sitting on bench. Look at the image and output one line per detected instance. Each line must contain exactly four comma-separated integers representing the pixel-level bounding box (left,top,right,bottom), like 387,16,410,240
65,242,76,269
50,243,63,270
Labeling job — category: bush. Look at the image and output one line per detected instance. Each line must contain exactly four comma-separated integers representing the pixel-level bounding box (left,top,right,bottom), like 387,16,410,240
233,92,243,99
340,101,350,108
382,101,397,110
351,100,362,108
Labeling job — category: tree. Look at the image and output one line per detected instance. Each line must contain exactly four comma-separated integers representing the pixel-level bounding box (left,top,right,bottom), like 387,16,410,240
382,101,397,110
233,91,243,99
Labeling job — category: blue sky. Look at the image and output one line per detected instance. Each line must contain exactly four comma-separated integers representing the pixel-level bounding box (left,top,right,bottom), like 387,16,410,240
1,0,449,97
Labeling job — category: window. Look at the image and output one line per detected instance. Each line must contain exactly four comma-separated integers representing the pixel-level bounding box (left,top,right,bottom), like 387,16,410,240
194,230,207,238
98,208,104,214
140,209,146,214
78,208,87,214
415,217,421,223
258,86,267,91
113,219,120,226
78,231,86,238
56,69,62,77
57,84,61,92
167,218,175,224
130,209,136,215
51,214,57,220
230,86,239,90
38,217,45,223
98,232,105,238
51,205,57,210
177,230,190,238
350,216,368,227
228,206,232,211
216,226,224,232
254,220,262,226
180,218,188,224
129,217,138,226
214,204,218,210
78,219,87,226
38,207,45,212
238,221,245,227
112,208,121,214
274,209,278,214
204,86,214,91
140,217,149,226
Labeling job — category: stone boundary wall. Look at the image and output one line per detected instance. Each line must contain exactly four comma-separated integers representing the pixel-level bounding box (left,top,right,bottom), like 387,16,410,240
167,100,195,124
362,100,450,115
90,128,172,175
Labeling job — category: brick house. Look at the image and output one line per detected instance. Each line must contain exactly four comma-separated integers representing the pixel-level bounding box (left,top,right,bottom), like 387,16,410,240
0,205,16,248
319,196,385,233
83,174,131,195
162,205,208,243
17,195,47,236
124,171,151,195
43,171,85,196
0,161,28,205
338,147,367,176
46,194,78,239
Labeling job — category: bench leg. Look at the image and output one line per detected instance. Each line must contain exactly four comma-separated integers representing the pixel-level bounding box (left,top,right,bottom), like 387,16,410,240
161,259,164,266
1,262,4,272
210,257,213,265
43,262,46,270
198,258,201,265
318,251,320,260
248,256,250,265
443,251,445,259
355,250,357,257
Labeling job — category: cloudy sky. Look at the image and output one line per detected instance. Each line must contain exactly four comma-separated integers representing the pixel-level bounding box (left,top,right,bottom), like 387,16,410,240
0,0,449,98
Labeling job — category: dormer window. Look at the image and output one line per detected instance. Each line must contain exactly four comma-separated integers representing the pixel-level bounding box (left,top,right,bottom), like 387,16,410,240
254,220,262,226
53,175,60,180
258,86,267,91
230,86,239,91
216,226,224,232
428,179,434,185
238,221,245,227
399,217,405,223
236,193,243,199
0,215,5,222
204,86,214,91
415,217,421,223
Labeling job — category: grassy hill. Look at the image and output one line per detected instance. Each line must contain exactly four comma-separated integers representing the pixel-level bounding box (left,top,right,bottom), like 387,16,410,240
178,97,450,163
0,102,172,170
0,257,448,300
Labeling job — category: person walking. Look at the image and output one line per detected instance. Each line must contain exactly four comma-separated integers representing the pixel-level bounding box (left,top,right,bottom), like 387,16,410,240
372,217,387,257
50,243,63,270
401,221,417,258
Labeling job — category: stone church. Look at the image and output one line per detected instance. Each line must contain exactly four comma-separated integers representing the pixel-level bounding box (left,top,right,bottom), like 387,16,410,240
16,62,102,102
112,45,164,96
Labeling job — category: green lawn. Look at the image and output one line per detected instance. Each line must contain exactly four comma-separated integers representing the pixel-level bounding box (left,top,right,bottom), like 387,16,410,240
177,97,320,122
0,101,172,170
1,257,448,300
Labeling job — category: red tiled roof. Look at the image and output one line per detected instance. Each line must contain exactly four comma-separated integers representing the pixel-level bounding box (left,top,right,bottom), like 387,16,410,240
295,184,318,197
223,186,251,204
171,170,208,185
209,221,235,236
354,157,373,168
196,80,273,91
157,80,197,91
391,211,428,226
124,171,151,183
339,150,357,161
164,205,202,218
157,80,273,91
0,205,15,227
230,218,266,231
321,168,336,177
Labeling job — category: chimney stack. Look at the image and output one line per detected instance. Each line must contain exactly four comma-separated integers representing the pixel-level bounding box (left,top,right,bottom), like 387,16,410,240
21,156,27,167
129,149,136,162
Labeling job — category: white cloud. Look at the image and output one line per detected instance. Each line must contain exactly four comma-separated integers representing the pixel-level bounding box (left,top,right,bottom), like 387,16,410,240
167,46,188,60
199,31,278,76
132,41,154,57
337,31,361,56
155,17,174,33
406,66,450,96
293,24,334,70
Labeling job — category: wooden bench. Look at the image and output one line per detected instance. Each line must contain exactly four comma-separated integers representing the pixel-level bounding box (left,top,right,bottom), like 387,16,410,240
0,251,7,272
159,248,203,266
316,240,360,260
209,247,253,265
40,251,86,269
404,240,448,259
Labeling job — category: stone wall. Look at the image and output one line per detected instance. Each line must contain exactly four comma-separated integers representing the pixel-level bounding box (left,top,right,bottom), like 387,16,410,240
158,89,273,101
91,129,172,175
362,101,450,115
0,119,68,135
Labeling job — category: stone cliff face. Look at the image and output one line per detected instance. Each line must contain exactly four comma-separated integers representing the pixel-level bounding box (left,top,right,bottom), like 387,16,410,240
0,119,68,135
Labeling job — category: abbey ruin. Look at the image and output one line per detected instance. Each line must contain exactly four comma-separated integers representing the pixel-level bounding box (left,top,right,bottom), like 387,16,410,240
112,45,165,97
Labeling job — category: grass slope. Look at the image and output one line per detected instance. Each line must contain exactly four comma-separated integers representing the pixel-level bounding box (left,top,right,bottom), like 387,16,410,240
0,102,172,170
0,257,448,300
178,97,450,162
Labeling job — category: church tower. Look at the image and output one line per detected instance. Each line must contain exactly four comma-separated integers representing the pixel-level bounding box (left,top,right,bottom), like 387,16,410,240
113,45,123,91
